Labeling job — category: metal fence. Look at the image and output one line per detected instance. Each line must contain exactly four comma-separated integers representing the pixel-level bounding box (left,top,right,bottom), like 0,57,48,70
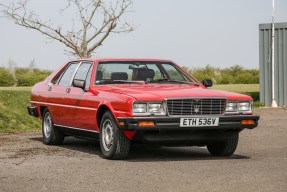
259,22,287,107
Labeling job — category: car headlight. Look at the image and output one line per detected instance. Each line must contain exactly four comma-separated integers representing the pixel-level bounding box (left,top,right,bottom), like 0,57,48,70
238,102,251,111
225,101,252,114
148,103,165,114
133,103,147,113
133,102,166,115
226,102,238,112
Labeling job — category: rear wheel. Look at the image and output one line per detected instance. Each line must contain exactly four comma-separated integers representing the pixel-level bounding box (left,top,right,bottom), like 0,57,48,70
100,111,130,160
42,109,64,145
207,132,239,157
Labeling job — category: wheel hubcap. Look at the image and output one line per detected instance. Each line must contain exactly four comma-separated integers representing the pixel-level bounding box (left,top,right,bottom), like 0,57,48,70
43,113,52,138
102,119,114,151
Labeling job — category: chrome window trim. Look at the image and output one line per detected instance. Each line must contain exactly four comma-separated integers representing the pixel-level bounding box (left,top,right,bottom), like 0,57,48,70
69,61,83,86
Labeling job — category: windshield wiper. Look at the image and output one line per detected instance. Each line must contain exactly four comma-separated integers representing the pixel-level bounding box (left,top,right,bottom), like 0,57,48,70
149,78,191,84
96,80,144,85
112,80,144,84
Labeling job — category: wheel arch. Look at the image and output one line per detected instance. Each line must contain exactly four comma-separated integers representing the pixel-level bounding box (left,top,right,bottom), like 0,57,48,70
39,106,48,118
96,104,118,130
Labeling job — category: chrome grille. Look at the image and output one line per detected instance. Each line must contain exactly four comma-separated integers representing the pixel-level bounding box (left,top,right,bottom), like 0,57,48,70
166,98,226,116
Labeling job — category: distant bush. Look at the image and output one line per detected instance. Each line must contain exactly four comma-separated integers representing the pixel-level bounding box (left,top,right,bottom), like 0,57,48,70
0,67,52,87
15,68,51,86
253,101,264,107
245,92,260,101
186,64,259,84
15,68,52,86
0,67,15,86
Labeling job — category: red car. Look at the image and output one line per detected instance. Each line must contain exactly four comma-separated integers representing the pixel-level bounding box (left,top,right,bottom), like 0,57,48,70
28,58,259,159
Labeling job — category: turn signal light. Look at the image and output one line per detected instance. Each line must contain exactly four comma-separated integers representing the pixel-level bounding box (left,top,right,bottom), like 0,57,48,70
118,121,125,126
241,119,255,125
138,121,155,127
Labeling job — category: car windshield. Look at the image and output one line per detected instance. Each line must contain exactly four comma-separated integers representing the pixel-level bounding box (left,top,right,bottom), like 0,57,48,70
95,61,197,85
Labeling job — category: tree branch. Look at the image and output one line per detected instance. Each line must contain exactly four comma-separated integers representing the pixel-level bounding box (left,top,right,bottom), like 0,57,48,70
87,20,116,56
0,0,134,58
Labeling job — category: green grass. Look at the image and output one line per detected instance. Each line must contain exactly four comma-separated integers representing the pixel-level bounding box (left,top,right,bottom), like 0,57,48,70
0,90,40,133
212,84,259,93
0,86,32,91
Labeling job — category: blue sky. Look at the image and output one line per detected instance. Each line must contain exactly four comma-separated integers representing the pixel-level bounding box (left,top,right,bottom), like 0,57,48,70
1,0,287,70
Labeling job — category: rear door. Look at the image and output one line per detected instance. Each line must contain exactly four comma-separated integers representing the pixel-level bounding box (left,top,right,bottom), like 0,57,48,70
47,61,100,130
47,62,80,126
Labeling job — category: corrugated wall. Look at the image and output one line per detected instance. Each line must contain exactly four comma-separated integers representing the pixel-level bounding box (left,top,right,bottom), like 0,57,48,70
259,22,287,107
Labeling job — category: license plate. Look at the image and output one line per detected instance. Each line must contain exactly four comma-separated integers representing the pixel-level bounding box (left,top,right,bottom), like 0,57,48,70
180,117,219,127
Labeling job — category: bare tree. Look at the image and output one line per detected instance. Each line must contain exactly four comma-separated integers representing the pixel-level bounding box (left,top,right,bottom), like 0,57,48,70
29,58,36,73
0,0,133,58
7,58,18,86
7,58,17,75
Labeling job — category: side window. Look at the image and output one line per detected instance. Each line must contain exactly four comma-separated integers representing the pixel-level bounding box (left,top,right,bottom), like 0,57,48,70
73,62,92,89
74,63,92,81
58,63,79,86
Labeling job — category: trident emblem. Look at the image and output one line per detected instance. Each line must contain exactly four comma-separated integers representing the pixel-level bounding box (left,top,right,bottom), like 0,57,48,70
194,105,200,113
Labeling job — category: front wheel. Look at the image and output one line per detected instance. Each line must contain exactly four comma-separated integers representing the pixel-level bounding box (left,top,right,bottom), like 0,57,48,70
100,111,130,160
42,109,64,145
207,132,239,157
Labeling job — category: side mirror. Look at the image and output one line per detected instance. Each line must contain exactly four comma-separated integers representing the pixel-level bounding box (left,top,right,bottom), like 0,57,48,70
202,79,213,87
73,79,85,89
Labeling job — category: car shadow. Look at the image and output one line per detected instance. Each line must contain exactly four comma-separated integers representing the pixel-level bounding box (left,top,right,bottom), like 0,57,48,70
30,136,101,156
30,136,250,162
127,145,250,162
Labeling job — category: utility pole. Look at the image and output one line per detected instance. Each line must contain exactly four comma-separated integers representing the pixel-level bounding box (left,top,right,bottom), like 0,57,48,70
271,0,278,107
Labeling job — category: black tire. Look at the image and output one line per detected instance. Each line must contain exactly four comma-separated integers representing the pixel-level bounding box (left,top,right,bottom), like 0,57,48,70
42,108,64,145
207,132,239,157
99,111,130,160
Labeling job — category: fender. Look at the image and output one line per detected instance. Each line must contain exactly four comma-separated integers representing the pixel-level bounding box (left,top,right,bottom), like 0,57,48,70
96,102,136,140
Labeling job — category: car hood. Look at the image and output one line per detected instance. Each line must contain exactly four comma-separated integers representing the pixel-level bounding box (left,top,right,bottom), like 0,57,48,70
97,84,252,101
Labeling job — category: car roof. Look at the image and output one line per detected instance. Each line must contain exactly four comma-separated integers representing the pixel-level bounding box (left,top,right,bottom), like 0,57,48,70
69,58,173,63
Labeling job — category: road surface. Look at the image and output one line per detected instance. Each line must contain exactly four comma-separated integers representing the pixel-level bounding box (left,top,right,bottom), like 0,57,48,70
0,108,286,192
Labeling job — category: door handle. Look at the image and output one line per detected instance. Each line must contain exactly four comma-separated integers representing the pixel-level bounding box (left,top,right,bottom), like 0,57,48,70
66,88,71,93
47,82,53,91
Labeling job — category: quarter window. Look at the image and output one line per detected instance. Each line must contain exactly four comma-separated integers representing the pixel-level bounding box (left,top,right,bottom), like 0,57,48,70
58,63,79,86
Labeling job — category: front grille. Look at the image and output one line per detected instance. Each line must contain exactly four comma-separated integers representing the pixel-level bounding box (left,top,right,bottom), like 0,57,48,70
166,98,226,116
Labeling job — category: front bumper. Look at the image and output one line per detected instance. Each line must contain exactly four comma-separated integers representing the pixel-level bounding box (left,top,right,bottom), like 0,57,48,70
118,115,260,130
27,105,39,117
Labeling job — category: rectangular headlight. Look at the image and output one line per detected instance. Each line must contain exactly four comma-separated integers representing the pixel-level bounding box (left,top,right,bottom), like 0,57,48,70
238,102,251,111
133,103,147,113
133,102,166,115
226,102,238,112
225,101,252,114
148,103,165,114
